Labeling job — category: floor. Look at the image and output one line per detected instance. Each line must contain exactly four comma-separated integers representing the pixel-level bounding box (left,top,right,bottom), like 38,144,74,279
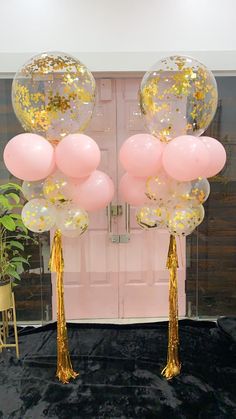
0,318,235,418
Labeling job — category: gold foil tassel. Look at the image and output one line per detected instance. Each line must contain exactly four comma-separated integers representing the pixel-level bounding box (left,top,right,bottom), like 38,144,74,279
161,234,181,380
49,229,79,384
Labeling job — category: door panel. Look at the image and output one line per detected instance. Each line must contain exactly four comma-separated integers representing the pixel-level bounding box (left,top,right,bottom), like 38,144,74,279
52,79,119,319
116,79,186,318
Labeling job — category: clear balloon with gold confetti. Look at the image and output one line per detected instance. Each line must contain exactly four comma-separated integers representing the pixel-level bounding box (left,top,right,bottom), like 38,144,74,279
12,51,96,142
146,171,192,206
173,177,210,207
169,179,192,200
56,205,89,237
21,198,56,232
43,171,75,207
140,55,218,142
167,204,205,236
136,205,168,229
145,171,172,205
22,179,45,201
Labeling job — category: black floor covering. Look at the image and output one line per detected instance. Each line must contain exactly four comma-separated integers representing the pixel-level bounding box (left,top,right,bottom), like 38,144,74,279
0,318,235,419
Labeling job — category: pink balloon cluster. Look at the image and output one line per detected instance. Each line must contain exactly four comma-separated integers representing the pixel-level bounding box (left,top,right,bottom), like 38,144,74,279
3,132,114,233
119,133,226,235
119,133,226,205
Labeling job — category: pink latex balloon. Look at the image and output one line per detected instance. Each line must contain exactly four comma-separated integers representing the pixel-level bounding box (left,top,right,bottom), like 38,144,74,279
3,133,55,181
72,170,114,211
201,136,226,177
119,133,163,177
55,133,101,178
162,135,210,181
119,173,148,206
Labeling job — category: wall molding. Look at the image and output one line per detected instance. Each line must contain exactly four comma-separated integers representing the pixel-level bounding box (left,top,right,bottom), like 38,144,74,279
0,51,235,73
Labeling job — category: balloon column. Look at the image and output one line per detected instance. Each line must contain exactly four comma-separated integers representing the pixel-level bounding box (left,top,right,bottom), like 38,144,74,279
4,52,114,383
119,56,226,380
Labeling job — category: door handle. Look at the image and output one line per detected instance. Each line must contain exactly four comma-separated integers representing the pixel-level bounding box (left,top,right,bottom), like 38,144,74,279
125,203,130,234
107,203,112,234
107,204,123,234
107,203,130,243
118,203,130,243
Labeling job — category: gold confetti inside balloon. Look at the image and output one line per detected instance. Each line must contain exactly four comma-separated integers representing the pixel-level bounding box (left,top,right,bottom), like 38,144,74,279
12,51,96,142
167,204,205,236
177,177,210,206
170,179,192,198
146,171,192,205
21,198,56,232
140,55,218,142
43,171,75,207
136,206,168,229
56,206,89,237
22,180,44,201
146,172,172,205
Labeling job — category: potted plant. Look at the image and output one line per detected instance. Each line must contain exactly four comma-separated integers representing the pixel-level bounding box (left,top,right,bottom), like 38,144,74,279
0,182,33,311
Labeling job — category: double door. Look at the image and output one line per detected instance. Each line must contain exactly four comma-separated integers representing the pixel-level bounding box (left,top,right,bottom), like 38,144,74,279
52,78,186,320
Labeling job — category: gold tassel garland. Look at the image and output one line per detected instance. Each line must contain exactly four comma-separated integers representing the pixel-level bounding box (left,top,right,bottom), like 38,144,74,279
161,234,181,380
49,229,79,384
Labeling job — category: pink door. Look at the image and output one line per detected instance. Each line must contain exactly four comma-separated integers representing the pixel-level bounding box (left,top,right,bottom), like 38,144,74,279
52,78,186,320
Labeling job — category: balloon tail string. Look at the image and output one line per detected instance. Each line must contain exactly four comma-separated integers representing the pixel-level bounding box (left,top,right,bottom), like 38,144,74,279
49,229,79,384
161,234,181,380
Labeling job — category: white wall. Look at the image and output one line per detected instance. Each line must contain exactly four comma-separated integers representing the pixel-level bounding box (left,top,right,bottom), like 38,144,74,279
0,0,236,72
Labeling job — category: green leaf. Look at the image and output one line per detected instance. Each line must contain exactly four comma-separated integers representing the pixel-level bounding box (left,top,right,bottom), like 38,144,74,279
0,195,11,208
6,193,20,204
0,215,16,231
12,261,22,267
11,204,23,210
10,214,22,220
5,266,21,281
11,261,24,274
0,182,22,191
15,219,25,226
11,256,30,265
8,241,24,251
10,271,21,281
